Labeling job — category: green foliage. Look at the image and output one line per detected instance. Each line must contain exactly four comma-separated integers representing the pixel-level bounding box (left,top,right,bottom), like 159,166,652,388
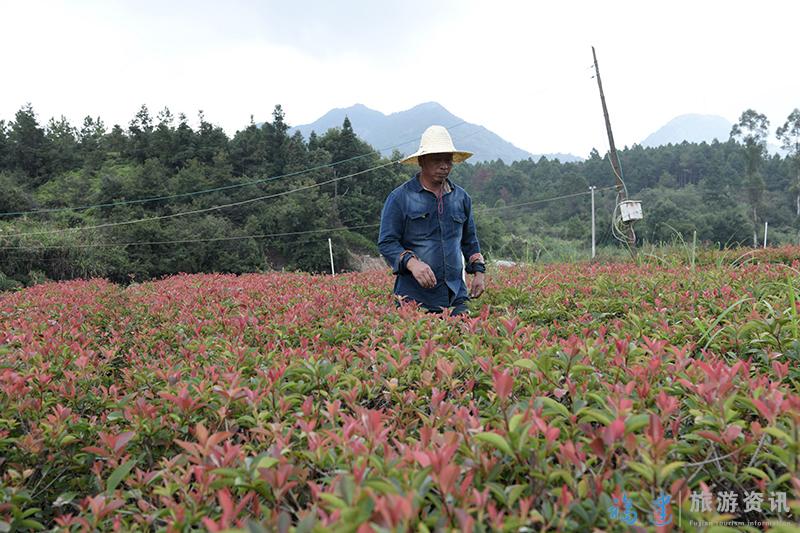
731,109,770,175
1,104,799,285
8,104,50,184
0,172,34,214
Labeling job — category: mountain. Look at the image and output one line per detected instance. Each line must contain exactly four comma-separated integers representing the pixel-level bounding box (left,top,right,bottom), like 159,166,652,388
288,102,581,163
641,114,732,147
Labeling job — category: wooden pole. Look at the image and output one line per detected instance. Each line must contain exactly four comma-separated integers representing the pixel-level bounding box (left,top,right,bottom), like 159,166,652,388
590,185,596,259
328,238,335,275
592,46,636,249
592,46,624,197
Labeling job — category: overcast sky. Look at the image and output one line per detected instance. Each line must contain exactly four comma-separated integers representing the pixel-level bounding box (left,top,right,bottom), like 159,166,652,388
1,0,797,158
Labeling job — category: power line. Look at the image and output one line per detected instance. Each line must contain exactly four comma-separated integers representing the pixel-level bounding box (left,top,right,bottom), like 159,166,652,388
478,186,615,212
1,161,396,238
1,185,611,250
0,223,381,251
0,157,367,217
0,122,466,218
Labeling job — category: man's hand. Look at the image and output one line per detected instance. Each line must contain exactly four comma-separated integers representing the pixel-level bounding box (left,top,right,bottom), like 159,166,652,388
470,272,485,298
407,257,437,288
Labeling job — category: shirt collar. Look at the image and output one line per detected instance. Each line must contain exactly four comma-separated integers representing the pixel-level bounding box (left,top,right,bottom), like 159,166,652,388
413,172,453,194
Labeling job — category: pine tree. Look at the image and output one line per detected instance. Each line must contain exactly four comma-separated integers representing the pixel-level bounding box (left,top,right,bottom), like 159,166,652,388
45,115,80,175
128,104,154,163
777,109,800,215
79,116,107,171
731,109,770,245
8,104,50,185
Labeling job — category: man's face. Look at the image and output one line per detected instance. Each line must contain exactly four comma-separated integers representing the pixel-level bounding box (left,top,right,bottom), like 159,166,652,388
419,153,453,184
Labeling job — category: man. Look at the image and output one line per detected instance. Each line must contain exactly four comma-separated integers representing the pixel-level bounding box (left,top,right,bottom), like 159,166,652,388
378,125,486,315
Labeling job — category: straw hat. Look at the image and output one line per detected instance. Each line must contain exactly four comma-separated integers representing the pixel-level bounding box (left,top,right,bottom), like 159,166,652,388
400,125,473,165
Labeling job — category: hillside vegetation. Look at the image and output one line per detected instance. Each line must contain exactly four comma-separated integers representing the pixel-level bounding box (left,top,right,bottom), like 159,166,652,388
0,104,798,287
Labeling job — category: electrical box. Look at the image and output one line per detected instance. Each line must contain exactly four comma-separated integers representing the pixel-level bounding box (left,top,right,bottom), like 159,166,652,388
620,200,643,222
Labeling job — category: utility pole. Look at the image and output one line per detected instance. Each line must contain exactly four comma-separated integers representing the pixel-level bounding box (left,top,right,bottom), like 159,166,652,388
592,46,639,251
590,185,596,259
328,238,335,275
592,46,624,193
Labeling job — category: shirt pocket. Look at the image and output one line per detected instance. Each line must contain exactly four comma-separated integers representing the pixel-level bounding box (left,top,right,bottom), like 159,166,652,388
406,209,435,240
446,207,466,240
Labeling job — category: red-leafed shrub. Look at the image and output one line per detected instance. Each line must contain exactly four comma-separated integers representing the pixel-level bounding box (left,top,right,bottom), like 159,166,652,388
1,249,799,531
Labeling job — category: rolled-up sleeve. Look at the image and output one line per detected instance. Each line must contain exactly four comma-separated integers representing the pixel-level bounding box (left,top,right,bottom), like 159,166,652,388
461,194,483,274
378,192,407,274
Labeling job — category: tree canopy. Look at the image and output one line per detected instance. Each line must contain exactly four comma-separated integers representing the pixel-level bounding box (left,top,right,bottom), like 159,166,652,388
0,103,798,287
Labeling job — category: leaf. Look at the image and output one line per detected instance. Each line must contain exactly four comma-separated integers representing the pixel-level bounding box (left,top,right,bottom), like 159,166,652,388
319,493,347,510
293,514,317,533
340,475,355,505
17,521,45,532
245,520,270,533
627,461,654,483
363,479,397,494
53,492,77,507
506,484,526,506
513,359,535,370
474,431,514,456
699,296,753,349
113,431,136,453
586,392,609,406
536,396,571,419
577,407,612,426
237,415,257,427
486,482,507,503
254,455,278,470
577,478,589,499
19,508,41,519
546,468,574,485
764,426,795,445
106,458,136,494
211,468,242,477
741,466,769,480
568,364,594,375
59,434,78,446
624,414,650,434
772,472,793,487
659,461,685,480
571,503,590,523
509,413,525,433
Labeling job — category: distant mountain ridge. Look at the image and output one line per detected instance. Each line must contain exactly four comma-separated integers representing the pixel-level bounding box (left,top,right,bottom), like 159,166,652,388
288,102,581,163
641,114,732,147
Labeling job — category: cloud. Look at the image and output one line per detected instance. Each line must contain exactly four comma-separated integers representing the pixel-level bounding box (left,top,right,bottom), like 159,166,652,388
1,0,798,156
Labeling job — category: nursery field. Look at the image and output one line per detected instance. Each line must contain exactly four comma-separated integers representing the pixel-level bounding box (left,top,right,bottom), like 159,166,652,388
2,248,800,532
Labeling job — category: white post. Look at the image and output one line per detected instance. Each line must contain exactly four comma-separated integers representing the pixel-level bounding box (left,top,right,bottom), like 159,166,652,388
590,186,596,259
763,221,768,249
328,238,335,275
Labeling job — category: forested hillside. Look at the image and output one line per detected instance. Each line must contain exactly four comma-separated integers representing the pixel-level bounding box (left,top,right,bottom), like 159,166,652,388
0,104,798,288
0,105,412,287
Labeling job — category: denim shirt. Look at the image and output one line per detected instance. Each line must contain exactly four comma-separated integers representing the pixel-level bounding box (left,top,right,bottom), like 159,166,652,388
378,173,482,310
